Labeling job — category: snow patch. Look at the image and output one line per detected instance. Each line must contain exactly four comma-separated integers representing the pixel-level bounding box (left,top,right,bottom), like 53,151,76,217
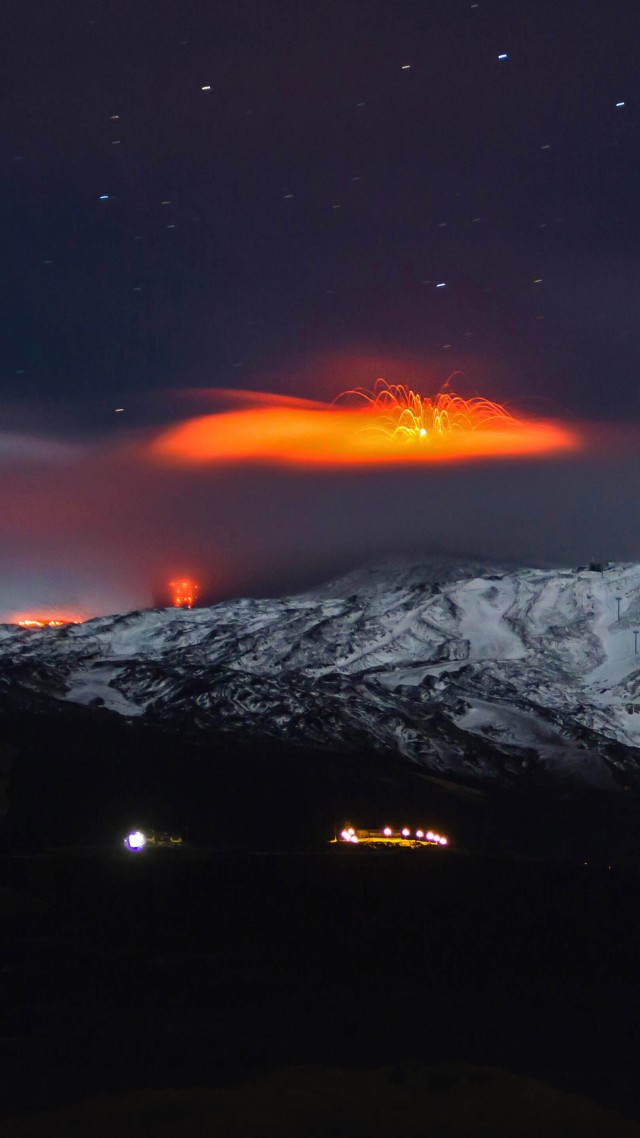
65,663,146,716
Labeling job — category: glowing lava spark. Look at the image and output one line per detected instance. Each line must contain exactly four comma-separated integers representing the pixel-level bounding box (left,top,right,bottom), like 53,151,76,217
337,382,521,444
148,381,580,468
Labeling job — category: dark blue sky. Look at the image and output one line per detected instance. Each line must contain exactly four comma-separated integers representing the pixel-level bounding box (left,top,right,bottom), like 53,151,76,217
2,0,640,431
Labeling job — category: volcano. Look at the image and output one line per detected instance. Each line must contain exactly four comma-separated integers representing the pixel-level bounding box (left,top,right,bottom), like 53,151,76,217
2,559,640,792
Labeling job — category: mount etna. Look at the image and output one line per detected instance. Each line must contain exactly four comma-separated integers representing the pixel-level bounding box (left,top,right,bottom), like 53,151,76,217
2,559,640,856
3,559,640,780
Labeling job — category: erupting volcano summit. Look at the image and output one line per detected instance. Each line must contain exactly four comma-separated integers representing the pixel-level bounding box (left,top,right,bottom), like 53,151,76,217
170,579,199,609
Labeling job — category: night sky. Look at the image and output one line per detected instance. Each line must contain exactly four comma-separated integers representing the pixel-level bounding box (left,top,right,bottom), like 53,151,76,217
2,0,640,618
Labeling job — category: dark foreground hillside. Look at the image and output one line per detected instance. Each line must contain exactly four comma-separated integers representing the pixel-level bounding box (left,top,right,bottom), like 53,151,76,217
3,701,640,1133
2,698,639,864
3,845,640,1135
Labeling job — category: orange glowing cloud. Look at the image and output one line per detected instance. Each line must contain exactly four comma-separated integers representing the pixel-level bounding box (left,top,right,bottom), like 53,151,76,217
147,381,580,468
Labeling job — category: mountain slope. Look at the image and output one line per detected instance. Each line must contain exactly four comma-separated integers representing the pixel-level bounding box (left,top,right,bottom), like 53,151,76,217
2,560,640,788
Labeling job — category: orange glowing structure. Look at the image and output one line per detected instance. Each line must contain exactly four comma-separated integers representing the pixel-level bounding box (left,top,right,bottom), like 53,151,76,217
148,380,580,468
13,617,80,629
333,824,449,848
170,578,199,609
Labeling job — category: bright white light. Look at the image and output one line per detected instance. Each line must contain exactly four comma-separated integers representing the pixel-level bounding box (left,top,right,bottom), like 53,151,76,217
616,101,625,108
126,830,146,850
201,85,211,91
340,829,349,840
426,831,434,841
401,828,410,837
497,53,508,60
436,282,446,288
99,195,109,200
401,64,411,70
416,830,424,838
440,837,448,845
383,827,393,836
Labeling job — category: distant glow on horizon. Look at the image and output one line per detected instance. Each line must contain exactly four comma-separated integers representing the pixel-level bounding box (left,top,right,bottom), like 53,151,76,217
6,612,84,628
18,618,75,628
147,380,580,468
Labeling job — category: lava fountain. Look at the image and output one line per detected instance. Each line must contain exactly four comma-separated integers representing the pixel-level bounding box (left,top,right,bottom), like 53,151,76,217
336,381,527,447
170,578,199,608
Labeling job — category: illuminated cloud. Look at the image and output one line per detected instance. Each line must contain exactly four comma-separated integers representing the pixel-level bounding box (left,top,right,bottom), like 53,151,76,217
147,382,580,468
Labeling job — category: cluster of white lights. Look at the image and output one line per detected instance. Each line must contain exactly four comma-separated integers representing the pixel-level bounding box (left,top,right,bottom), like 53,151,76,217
340,826,360,843
391,827,448,845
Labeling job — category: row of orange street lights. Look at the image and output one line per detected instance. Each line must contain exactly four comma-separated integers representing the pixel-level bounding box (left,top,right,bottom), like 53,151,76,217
339,825,448,846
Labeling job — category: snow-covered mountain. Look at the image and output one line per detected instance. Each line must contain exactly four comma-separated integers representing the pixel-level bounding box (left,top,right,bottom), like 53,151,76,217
3,560,640,788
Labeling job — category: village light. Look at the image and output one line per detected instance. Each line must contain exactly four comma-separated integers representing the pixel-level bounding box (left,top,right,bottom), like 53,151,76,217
125,830,147,851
